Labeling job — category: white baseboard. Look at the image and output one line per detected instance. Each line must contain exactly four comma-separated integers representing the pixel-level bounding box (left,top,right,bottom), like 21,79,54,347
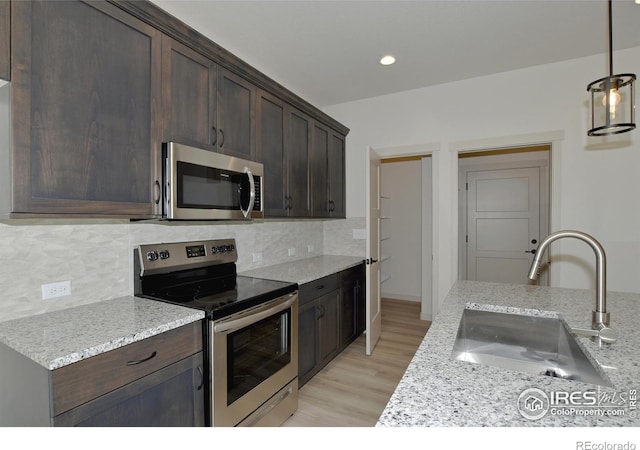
380,292,421,303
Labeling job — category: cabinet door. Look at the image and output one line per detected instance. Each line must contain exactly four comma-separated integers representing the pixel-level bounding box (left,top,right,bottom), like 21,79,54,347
54,353,205,427
216,68,255,160
340,264,365,348
310,123,330,217
317,290,340,366
0,1,9,81
161,35,217,150
328,131,346,218
256,90,287,216
286,107,311,217
298,299,319,387
11,0,162,217
340,277,357,349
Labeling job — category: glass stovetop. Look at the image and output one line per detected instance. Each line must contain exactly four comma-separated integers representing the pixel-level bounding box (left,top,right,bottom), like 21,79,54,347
142,275,297,320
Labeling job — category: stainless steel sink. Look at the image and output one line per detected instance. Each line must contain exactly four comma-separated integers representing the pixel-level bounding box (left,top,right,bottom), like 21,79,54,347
451,308,612,387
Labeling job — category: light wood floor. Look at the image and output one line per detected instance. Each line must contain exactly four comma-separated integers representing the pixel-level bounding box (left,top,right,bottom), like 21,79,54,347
283,298,431,427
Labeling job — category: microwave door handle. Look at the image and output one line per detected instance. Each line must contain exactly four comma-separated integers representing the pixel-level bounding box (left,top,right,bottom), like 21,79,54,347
240,167,255,218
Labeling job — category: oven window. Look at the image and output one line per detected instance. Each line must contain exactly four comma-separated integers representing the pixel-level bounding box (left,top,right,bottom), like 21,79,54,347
177,161,241,210
226,309,291,405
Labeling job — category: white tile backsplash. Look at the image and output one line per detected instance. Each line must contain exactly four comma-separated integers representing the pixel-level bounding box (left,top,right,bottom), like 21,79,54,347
0,217,364,323
323,217,366,257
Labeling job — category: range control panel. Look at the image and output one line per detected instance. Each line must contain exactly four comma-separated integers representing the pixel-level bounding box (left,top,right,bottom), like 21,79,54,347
138,238,237,276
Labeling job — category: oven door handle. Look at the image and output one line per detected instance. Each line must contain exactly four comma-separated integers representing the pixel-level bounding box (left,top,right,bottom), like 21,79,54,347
213,294,296,334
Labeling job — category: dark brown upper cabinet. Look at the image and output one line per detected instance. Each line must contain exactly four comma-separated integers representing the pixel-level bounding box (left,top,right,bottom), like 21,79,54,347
286,107,312,217
161,36,255,160
161,35,217,150
311,123,345,218
216,68,256,160
10,0,162,217
4,0,347,218
256,89,287,216
0,1,9,81
256,89,312,218
328,131,346,218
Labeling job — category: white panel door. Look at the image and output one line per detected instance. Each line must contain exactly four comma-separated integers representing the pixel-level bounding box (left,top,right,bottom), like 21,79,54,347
366,147,381,355
466,167,540,284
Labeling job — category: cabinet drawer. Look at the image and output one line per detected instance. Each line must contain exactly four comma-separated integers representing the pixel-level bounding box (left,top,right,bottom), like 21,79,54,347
52,321,202,416
299,274,340,304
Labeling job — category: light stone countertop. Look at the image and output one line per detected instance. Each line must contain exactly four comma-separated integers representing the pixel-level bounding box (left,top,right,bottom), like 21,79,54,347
239,255,364,284
377,280,640,427
0,296,204,370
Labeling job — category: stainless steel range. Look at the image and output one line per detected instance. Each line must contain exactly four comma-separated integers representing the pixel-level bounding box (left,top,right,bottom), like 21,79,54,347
134,239,298,427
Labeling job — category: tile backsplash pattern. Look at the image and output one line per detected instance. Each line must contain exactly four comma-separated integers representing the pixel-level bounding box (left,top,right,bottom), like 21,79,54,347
0,218,365,323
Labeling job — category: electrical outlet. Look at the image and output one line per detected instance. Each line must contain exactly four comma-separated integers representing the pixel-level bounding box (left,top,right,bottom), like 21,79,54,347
42,281,71,300
288,247,296,257
252,252,263,263
307,244,315,254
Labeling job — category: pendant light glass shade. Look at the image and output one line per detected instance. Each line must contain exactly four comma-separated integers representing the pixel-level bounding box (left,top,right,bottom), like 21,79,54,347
587,73,636,136
587,0,636,136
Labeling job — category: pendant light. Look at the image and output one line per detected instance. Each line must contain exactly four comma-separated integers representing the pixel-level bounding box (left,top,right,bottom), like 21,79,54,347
587,0,636,136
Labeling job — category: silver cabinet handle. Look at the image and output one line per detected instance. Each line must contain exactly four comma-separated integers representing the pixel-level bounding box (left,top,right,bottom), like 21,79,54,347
126,351,157,366
211,126,217,146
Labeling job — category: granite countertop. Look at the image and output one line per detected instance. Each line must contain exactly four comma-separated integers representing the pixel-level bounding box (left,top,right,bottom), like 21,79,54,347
0,296,204,370
239,255,364,284
377,280,640,427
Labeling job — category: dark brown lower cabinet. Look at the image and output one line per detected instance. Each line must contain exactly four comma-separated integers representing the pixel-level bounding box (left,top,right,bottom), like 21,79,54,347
298,264,365,387
340,264,366,349
54,353,205,427
0,321,205,426
298,289,340,387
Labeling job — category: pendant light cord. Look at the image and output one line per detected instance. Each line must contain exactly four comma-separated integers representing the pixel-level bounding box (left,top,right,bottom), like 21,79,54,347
608,0,613,77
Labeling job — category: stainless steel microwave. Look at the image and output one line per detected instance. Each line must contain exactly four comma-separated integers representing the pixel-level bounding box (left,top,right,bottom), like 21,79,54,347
162,142,263,220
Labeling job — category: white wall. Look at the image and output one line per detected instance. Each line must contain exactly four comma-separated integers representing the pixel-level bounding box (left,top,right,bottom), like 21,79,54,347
380,160,422,302
325,47,640,312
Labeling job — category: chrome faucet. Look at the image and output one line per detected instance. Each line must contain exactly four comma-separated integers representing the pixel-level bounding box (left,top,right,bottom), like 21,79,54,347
528,230,617,344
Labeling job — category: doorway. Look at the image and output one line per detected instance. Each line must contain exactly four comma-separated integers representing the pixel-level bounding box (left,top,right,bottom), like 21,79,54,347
459,145,550,285
367,148,434,356
380,156,432,312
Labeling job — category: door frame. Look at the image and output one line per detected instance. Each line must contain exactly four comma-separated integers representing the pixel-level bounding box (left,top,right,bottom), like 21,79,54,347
450,131,564,287
459,149,550,284
367,142,439,322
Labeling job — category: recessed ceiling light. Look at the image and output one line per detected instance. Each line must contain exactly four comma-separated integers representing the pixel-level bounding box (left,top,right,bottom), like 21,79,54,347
380,55,396,66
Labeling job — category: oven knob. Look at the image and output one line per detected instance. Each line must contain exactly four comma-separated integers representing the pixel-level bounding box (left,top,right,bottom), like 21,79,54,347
159,250,170,260
218,245,226,253
230,244,235,251
224,245,231,252
211,246,219,254
146,251,159,262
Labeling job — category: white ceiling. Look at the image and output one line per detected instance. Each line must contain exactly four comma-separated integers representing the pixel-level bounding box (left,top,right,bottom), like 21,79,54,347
150,0,640,108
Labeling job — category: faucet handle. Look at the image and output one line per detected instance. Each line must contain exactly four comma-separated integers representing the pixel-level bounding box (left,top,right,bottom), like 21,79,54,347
571,326,618,344
597,326,618,344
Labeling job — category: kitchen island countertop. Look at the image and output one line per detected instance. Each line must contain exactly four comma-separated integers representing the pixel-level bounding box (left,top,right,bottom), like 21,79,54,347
377,280,640,427
239,254,364,284
0,296,204,370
